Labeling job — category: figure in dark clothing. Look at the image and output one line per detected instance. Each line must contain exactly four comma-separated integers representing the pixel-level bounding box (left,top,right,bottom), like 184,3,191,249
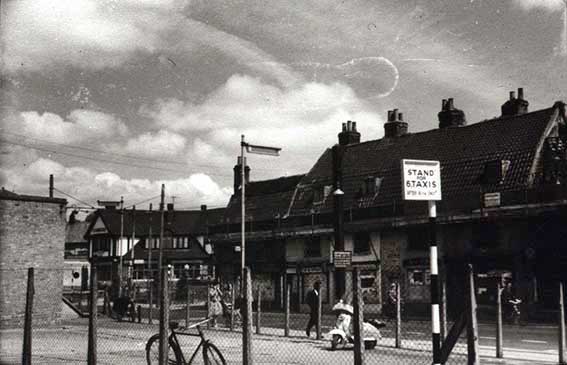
305,281,321,337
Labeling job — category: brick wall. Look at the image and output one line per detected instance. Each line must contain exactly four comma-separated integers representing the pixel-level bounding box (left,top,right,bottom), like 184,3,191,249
0,199,66,328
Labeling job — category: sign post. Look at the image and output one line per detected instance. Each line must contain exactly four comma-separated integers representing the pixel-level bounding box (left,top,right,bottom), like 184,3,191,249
401,159,442,365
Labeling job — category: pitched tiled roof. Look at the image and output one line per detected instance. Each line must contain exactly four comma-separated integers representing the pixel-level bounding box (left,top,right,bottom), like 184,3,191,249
128,236,211,261
89,208,218,237
288,106,558,215
66,221,90,243
224,174,305,222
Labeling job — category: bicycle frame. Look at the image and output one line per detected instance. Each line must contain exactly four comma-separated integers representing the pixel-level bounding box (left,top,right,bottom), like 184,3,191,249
169,319,210,365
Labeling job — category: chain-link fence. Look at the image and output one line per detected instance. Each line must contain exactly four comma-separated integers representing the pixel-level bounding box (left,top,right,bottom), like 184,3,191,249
2,265,566,364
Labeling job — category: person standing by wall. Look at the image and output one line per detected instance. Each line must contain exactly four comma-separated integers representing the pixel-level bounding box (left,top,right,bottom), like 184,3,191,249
305,281,320,337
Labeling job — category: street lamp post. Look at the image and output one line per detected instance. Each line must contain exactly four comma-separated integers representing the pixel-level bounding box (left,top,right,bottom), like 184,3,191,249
239,135,281,272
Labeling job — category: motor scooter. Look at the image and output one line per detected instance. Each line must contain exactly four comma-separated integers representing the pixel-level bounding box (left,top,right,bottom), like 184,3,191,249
328,300,385,351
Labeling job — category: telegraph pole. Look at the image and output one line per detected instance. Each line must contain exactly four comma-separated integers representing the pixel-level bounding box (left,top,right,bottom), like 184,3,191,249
147,203,153,324
158,185,165,306
130,205,136,282
118,196,124,297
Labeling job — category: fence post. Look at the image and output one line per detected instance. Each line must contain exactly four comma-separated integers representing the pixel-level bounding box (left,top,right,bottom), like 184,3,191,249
496,282,503,358
466,264,479,365
230,283,235,331
137,305,142,323
353,268,365,365
559,281,566,364
243,267,253,365
185,279,190,327
148,277,153,324
87,263,97,365
256,285,262,335
159,268,169,365
395,282,401,348
22,268,34,365
284,282,290,337
316,282,322,340
207,283,211,329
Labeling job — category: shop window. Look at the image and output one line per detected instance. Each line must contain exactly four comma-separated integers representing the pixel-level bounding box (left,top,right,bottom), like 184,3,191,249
407,227,429,251
408,268,430,286
305,236,321,257
353,232,371,255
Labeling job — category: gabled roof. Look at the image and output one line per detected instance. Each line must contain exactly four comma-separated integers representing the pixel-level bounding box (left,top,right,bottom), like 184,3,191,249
86,207,224,237
127,236,211,261
224,174,305,223
66,221,90,243
288,105,562,215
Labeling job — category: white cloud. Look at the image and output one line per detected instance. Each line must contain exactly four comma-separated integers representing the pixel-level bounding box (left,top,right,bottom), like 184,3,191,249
119,130,187,157
3,0,299,86
143,74,384,178
3,0,185,72
16,109,128,143
1,157,231,208
514,0,564,10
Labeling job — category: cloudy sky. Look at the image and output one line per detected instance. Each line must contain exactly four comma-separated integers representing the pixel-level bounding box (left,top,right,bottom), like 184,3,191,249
1,0,567,213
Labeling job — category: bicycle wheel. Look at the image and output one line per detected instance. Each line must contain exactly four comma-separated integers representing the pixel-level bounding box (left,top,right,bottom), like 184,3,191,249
203,342,226,365
146,334,182,365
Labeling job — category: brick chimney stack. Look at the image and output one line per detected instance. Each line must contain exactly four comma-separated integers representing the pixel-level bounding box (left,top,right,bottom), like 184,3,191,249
501,87,529,117
438,98,466,128
233,156,250,194
338,120,361,145
384,109,408,138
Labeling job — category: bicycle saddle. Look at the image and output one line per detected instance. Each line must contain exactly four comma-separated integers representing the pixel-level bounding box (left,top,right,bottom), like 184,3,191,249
169,321,179,329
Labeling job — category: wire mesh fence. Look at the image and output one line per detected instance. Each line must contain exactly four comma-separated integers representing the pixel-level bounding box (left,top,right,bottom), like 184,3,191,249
2,265,566,364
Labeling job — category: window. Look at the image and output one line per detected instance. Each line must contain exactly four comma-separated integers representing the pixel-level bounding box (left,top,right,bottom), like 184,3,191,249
407,227,429,251
305,236,321,257
172,237,178,249
353,232,371,255
313,185,332,204
408,269,430,286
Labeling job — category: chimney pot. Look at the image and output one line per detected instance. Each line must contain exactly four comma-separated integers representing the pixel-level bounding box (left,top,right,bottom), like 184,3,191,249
342,123,347,132
352,121,357,131
518,87,524,100
442,99,447,110
510,91,515,100
398,112,403,121
347,120,352,131
448,98,454,109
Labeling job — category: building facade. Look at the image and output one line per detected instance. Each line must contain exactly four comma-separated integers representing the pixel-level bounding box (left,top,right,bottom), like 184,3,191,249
0,188,67,328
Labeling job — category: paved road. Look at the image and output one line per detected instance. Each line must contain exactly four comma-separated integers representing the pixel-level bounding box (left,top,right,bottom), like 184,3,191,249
160,306,562,360
0,316,557,365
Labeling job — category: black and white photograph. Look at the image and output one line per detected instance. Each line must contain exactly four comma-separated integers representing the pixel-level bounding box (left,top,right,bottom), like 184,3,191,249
1,0,567,364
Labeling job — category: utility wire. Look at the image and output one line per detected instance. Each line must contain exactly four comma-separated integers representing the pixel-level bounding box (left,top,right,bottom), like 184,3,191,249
52,187,97,208
1,138,234,177
1,132,285,172
123,194,162,209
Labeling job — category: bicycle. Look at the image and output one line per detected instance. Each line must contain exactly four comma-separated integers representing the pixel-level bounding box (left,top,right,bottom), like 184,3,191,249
146,318,226,365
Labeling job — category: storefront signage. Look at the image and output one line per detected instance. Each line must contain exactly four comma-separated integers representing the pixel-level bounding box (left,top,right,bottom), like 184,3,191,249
333,250,352,268
401,159,442,201
483,192,501,207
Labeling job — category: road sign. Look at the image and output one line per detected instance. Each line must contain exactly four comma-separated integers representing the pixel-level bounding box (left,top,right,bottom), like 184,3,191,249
245,143,281,156
333,250,352,268
401,159,442,201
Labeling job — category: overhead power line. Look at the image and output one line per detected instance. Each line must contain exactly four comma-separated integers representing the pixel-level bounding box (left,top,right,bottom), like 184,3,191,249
52,187,97,208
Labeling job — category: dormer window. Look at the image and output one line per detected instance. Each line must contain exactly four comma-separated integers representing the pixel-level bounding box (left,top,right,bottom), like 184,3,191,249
480,160,510,185
313,185,332,204
358,177,382,197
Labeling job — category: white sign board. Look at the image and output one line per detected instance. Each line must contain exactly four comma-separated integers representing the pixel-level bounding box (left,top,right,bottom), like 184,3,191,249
401,159,442,201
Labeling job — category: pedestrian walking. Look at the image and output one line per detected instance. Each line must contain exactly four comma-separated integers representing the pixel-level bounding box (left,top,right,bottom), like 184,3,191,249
305,281,320,337
208,281,223,327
